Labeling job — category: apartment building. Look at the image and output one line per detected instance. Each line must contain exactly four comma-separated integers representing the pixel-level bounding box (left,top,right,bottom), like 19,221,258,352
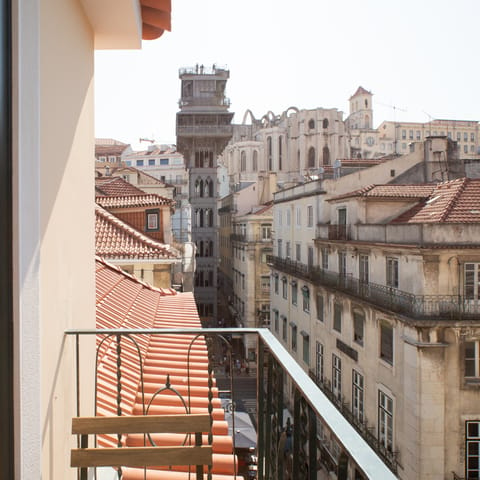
269,139,480,478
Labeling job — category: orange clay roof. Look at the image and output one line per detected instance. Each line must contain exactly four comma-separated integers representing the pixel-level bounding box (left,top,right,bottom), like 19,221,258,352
95,258,240,479
392,177,480,223
95,177,147,196
96,194,173,209
141,0,171,40
95,205,180,260
328,184,435,202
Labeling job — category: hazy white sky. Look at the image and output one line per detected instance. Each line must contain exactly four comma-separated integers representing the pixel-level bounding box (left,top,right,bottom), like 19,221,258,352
95,0,480,148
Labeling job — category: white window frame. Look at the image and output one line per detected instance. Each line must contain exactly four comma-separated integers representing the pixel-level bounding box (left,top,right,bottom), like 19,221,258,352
378,390,394,452
332,354,342,400
352,370,364,423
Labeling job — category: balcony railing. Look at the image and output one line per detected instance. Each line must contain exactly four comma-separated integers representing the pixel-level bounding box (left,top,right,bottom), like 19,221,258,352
230,233,272,243
267,255,480,320
66,328,397,480
316,222,480,247
308,371,398,472
176,125,234,137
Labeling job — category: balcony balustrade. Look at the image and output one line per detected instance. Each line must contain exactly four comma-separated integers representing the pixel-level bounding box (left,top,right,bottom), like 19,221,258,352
66,328,397,480
176,125,234,137
267,255,480,320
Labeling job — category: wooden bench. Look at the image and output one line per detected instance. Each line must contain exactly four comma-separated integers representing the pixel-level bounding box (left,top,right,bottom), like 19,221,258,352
71,414,213,479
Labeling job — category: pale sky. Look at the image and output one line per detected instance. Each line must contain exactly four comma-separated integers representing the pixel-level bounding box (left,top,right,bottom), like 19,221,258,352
95,0,480,148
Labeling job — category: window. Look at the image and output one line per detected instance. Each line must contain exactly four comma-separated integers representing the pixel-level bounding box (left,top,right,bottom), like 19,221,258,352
323,118,329,129
321,248,329,270
278,136,283,171
465,145,468,153
136,159,144,167
353,310,365,346
307,246,314,268
282,277,288,299
359,255,369,284
145,209,160,231
252,150,258,171
386,257,399,288
295,243,301,262
465,341,480,377
352,370,364,423
332,354,342,400
333,303,342,332
472,133,476,142
240,150,246,171
316,294,324,321
267,136,273,170
409,130,413,140
380,322,394,365
466,421,480,479
401,130,406,139
159,158,169,165
315,342,324,382
291,282,298,306
261,223,271,240
261,275,270,293
416,130,421,140
307,146,315,168
286,241,291,259
296,207,301,227
291,324,297,351
286,209,291,226
338,251,347,276
307,205,313,227
308,119,315,129
274,310,279,332
302,332,310,364
148,158,155,166
282,316,287,341
465,132,469,142
277,239,282,257
274,274,279,294
465,263,480,300
302,287,310,312
378,391,394,452
457,132,461,141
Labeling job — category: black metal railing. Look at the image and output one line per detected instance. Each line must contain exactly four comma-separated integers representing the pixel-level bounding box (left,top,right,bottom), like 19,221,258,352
321,224,351,241
309,371,398,473
267,255,480,320
66,328,397,480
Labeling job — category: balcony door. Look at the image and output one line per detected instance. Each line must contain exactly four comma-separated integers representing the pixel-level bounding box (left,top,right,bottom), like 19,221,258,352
465,263,480,312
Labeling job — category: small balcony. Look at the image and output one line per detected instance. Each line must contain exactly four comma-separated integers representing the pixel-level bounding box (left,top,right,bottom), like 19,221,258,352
176,125,234,138
66,328,396,480
317,224,351,241
267,255,480,320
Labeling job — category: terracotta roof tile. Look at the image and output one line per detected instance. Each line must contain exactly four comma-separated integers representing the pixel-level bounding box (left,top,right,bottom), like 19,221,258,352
95,177,147,196
392,178,480,223
95,205,180,260
329,184,435,202
96,194,173,209
95,258,239,478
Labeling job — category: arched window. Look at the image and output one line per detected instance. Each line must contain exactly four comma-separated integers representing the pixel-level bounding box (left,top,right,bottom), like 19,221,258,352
364,115,370,129
267,136,273,171
308,119,315,129
205,209,213,227
207,178,214,197
322,146,330,166
240,150,246,172
199,179,204,197
278,136,283,171
323,118,329,129
307,146,315,168
252,150,258,171
195,178,202,196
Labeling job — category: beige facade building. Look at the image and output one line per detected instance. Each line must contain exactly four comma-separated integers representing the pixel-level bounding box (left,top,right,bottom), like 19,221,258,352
6,1,171,478
269,139,480,479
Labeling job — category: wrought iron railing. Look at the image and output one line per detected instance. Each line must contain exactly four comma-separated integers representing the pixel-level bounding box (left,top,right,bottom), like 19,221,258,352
66,328,397,480
308,371,398,473
267,255,480,320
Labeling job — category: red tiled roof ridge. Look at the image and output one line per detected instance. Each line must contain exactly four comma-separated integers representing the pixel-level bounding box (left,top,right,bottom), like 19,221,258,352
96,192,173,206
327,184,376,201
95,205,180,259
95,176,148,196
328,183,436,202
438,177,469,222
95,256,177,299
